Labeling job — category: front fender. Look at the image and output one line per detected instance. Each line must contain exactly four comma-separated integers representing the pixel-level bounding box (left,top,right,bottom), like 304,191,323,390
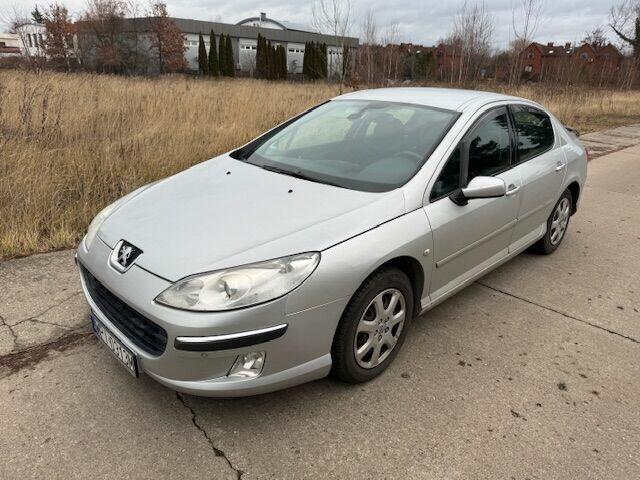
285,209,433,316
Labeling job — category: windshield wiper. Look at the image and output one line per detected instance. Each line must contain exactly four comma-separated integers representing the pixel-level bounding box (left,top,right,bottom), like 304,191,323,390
260,164,341,187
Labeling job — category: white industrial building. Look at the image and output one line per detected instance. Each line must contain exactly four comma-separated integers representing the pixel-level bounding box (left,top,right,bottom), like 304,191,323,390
0,23,46,58
0,32,21,57
110,13,358,76
234,13,316,73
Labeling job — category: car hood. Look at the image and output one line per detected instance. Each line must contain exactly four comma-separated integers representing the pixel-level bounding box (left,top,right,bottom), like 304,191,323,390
98,155,406,281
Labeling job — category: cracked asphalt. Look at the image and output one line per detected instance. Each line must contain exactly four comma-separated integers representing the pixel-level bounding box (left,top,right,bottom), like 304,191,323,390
1,139,639,479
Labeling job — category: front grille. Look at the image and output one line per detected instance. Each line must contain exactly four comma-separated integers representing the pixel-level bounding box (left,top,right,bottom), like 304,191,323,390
80,264,167,356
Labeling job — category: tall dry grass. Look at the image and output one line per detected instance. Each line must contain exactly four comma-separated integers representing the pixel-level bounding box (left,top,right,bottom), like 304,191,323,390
2,70,640,259
0,71,341,259
495,83,640,133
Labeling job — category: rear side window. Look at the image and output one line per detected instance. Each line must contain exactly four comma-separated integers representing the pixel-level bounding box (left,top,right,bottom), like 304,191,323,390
511,105,554,163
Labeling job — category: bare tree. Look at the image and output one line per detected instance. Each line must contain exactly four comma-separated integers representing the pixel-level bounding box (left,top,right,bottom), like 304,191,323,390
610,0,640,87
582,26,608,47
445,1,494,85
147,1,187,74
359,8,378,85
508,0,543,85
312,0,353,92
42,3,76,71
124,0,143,69
77,0,128,73
381,21,401,82
78,0,153,74
610,1,640,59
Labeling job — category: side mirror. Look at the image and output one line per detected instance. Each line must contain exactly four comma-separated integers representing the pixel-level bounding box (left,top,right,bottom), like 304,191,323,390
449,176,506,206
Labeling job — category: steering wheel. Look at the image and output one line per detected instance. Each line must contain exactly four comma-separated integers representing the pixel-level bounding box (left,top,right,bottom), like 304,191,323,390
395,151,423,163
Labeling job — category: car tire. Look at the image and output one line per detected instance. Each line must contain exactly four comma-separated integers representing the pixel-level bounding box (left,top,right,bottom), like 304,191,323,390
530,189,573,255
331,267,414,383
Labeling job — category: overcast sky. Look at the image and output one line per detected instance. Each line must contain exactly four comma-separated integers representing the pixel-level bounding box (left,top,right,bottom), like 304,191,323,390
0,0,625,50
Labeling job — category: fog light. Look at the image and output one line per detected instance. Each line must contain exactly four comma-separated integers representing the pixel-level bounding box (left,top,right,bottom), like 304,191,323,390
228,351,265,379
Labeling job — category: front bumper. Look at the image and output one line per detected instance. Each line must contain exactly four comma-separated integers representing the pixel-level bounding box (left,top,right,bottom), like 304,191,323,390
77,238,347,397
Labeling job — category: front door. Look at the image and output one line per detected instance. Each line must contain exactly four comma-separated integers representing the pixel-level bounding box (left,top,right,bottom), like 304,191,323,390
424,107,521,302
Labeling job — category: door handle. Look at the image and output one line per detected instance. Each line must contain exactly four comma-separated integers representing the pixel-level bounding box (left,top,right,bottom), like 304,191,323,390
555,162,566,172
506,184,520,196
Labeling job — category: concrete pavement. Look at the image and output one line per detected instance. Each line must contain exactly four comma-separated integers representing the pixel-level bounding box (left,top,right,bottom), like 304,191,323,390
1,140,639,479
581,123,640,159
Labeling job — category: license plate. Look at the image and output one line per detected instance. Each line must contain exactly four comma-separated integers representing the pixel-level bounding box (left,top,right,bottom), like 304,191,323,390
91,313,138,377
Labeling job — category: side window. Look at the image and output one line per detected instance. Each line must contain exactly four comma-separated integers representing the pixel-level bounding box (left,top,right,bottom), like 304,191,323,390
430,147,460,201
511,105,554,163
430,110,511,202
467,112,511,181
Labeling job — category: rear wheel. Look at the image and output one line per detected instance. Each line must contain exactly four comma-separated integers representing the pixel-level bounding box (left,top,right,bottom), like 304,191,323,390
531,189,572,255
331,267,413,383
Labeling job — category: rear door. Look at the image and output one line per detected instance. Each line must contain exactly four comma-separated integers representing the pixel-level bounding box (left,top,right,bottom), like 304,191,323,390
424,107,522,302
508,104,566,251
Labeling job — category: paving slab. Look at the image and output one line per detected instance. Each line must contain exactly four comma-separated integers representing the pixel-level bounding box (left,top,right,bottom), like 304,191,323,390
0,325,15,356
481,147,640,340
0,250,88,354
0,341,239,480
581,123,640,159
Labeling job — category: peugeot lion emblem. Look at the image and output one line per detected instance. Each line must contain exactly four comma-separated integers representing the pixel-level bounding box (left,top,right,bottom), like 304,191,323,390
110,240,143,272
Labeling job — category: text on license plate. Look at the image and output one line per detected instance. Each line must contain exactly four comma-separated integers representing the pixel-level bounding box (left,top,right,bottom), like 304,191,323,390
91,314,138,377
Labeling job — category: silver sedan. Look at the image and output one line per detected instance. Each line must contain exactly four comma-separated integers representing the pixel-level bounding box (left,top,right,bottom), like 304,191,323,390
77,88,587,396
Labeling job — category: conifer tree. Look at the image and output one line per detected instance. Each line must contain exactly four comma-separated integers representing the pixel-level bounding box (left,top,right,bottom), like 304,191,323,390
342,45,349,79
225,35,235,77
302,42,309,78
208,30,218,76
319,43,328,78
275,44,281,79
197,33,208,75
313,42,322,79
309,42,319,79
272,43,280,80
265,40,273,79
256,34,265,78
31,5,44,24
278,45,287,79
305,42,313,79
218,33,227,75
308,42,314,79
255,34,262,77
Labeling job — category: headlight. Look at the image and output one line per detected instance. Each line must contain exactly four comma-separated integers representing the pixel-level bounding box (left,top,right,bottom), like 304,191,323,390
155,252,320,311
84,202,119,251
83,183,158,251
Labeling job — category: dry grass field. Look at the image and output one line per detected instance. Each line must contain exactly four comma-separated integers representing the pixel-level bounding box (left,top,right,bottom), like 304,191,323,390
2,69,640,259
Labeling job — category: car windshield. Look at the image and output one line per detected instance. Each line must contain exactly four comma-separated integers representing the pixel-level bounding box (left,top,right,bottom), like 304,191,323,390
240,100,459,192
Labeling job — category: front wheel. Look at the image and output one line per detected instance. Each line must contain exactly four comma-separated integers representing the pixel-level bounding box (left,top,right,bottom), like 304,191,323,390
530,189,573,255
331,267,414,383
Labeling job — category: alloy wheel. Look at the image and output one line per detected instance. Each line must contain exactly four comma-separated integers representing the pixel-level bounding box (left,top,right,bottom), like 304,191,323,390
353,288,406,369
550,197,571,245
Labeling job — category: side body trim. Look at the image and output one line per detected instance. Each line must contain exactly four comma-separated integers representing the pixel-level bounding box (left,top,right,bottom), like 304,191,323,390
435,219,517,268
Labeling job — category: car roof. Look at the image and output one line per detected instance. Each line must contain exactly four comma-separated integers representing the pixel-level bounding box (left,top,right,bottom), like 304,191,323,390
333,87,523,112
